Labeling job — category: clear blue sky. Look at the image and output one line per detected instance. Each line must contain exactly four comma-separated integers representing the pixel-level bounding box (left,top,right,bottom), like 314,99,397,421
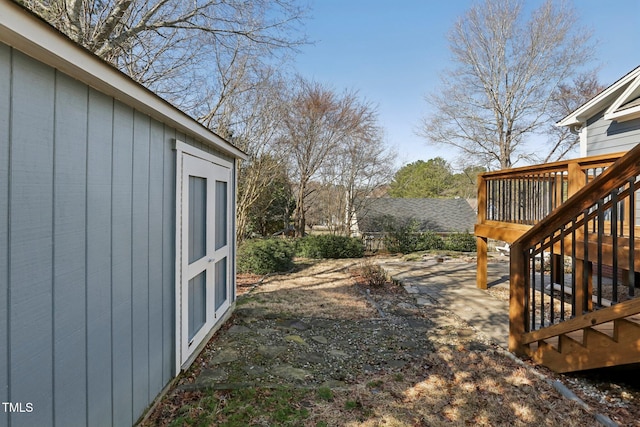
292,0,640,170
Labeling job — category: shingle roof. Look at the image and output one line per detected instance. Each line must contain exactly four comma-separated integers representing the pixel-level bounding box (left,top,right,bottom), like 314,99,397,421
355,198,476,233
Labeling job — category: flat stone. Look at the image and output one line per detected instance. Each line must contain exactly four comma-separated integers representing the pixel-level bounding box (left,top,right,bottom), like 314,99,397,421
397,302,416,310
272,365,311,381
416,297,434,306
311,336,328,344
209,349,240,365
404,285,420,294
243,365,266,376
196,368,228,385
277,319,311,330
329,350,349,359
228,325,252,335
258,345,288,358
387,360,407,369
284,335,308,346
300,352,325,364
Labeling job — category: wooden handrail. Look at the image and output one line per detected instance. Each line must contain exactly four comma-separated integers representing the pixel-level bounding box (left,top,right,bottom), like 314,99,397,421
514,144,640,249
521,298,640,345
479,152,626,180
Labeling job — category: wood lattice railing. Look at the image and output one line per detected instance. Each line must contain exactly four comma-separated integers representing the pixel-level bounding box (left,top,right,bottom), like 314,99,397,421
508,143,640,360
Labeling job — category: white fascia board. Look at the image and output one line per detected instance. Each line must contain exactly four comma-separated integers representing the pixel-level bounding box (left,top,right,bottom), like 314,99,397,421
557,65,640,128
0,1,247,161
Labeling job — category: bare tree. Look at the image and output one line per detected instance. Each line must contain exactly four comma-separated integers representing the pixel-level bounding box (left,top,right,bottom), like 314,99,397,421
541,71,605,163
20,0,307,110
207,68,290,241
322,131,396,236
420,0,595,170
280,79,374,237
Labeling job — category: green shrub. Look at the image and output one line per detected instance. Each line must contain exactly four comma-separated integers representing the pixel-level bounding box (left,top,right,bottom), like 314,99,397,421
444,232,476,252
237,238,295,274
296,235,364,259
382,218,421,254
416,231,445,251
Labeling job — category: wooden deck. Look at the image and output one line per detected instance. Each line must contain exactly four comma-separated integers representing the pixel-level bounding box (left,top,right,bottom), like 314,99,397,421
475,148,640,373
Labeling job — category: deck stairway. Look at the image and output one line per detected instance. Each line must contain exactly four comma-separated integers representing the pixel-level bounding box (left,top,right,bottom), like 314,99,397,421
475,146,640,373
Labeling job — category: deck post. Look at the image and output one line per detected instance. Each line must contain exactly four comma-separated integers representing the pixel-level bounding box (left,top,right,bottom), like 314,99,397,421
476,174,488,289
567,161,585,198
477,237,488,289
509,242,527,355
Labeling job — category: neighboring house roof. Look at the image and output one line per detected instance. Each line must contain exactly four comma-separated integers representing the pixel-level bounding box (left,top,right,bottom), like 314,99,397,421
0,1,247,161
558,65,640,129
355,198,476,233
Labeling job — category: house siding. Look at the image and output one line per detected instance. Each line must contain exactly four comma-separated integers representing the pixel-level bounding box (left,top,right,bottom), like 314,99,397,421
0,44,234,427
585,109,640,156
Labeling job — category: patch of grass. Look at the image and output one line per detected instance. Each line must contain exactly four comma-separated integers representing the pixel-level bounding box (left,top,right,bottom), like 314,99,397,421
393,373,404,382
366,380,384,389
158,387,310,426
316,387,334,401
344,400,359,410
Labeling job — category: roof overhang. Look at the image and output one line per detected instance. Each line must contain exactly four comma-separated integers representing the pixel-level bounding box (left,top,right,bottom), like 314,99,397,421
557,65,640,128
0,1,247,160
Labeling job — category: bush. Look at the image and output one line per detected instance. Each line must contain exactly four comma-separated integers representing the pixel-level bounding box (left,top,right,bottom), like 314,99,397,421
237,238,295,275
444,232,476,252
296,235,364,259
416,231,445,251
382,218,421,254
357,258,388,287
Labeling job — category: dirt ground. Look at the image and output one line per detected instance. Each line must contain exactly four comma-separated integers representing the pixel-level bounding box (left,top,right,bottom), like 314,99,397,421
143,258,640,426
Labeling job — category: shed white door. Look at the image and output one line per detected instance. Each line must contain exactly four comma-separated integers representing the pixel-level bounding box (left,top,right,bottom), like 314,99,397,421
178,153,231,366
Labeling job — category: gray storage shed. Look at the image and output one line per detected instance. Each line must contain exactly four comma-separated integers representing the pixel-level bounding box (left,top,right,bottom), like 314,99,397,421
0,2,246,426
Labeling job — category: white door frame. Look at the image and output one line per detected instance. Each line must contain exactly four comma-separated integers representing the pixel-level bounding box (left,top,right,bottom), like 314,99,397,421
174,141,232,372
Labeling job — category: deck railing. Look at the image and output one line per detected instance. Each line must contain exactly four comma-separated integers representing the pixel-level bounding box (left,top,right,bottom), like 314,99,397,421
508,144,640,354
477,152,626,228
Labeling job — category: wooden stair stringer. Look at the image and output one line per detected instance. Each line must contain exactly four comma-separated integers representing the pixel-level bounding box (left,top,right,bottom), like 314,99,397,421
524,316,640,373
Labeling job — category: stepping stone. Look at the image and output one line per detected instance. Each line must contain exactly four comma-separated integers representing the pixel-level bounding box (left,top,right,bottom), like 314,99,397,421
277,319,311,331
284,335,308,346
196,368,228,386
228,325,252,335
258,345,287,358
209,349,239,365
311,336,328,344
272,365,311,381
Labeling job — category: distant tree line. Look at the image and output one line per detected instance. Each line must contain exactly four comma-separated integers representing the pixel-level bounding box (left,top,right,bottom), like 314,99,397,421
388,158,485,199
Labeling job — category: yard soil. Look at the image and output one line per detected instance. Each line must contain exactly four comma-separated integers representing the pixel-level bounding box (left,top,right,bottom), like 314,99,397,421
144,258,640,426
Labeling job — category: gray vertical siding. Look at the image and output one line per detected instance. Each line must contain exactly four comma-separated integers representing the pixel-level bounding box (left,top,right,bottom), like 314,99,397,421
86,88,114,427
52,72,88,427
0,43,10,427
0,45,201,427
10,51,55,427
586,110,640,156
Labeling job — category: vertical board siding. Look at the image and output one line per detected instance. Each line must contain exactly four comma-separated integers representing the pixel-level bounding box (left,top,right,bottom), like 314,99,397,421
9,51,55,427
52,72,88,427
148,120,166,396
111,101,135,426
0,42,236,427
132,111,151,416
85,89,114,427
162,128,177,384
0,43,10,427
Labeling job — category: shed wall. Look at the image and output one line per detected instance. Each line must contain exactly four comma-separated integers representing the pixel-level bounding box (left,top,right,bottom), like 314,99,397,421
0,44,231,427
585,110,640,155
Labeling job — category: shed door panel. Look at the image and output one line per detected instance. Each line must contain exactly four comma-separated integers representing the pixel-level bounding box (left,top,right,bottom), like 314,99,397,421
179,153,231,366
